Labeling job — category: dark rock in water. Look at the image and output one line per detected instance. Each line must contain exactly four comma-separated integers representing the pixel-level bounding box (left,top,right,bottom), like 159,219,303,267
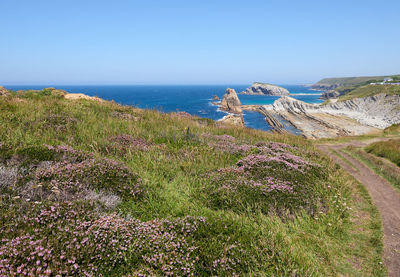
220,88,242,114
320,90,340,100
241,82,289,96
0,86,10,96
212,95,220,101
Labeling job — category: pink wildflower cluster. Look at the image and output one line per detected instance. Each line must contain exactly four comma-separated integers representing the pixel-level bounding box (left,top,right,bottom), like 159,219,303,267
202,133,254,154
44,144,92,162
0,202,208,276
211,243,243,276
34,157,142,200
249,177,294,194
202,139,324,216
109,134,151,151
237,152,313,173
204,134,301,157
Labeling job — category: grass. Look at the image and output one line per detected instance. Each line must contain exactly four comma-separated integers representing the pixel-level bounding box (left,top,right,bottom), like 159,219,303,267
345,146,400,192
365,139,400,166
383,123,400,136
0,89,386,276
329,148,359,172
337,84,400,102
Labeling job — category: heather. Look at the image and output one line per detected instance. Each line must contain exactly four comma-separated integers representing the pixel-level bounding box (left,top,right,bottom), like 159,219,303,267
0,90,386,276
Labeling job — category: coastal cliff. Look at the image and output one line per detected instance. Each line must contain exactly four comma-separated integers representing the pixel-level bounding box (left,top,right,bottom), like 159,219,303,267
241,82,289,96
260,93,400,138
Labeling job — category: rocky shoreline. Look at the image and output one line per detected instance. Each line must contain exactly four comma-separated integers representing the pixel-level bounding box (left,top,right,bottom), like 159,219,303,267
252,94,400,138
214,86,400,138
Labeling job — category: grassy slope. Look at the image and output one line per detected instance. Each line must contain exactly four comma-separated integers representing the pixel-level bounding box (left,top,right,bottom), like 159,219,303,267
0,90,386,276
345,146,400,192
365,139,400,166
337,84,400,101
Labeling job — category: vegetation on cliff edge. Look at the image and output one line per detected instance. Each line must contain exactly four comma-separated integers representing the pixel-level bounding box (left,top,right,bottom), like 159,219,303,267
0,89,385,276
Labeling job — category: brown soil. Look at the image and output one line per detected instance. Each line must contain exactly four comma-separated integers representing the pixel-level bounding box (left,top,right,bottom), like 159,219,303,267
317,139,400,277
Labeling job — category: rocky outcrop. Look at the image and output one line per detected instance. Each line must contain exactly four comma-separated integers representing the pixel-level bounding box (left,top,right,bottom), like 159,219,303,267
212,95,220,101
260,93,400,138
320,90,340,100
241,82,289,96
218,114,244,127
311,84,340,91
64,93,104,102
0,86,10,96
220,88,242,114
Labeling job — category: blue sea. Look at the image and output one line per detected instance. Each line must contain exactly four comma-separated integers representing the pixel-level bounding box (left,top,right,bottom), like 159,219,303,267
5,85,323,132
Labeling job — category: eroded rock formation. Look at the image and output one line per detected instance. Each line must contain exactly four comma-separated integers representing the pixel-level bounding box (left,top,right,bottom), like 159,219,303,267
241,82,289,96
261,94,400,138
220,88,242,114
218,114,244,127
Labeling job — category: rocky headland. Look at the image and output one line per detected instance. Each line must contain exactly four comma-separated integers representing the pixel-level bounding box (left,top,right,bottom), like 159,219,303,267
241,82,289,96
257,93,400,138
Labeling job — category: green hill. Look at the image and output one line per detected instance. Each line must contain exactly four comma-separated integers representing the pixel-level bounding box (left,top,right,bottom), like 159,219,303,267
0,88,385,276
313,74,400,90
337,84,400,101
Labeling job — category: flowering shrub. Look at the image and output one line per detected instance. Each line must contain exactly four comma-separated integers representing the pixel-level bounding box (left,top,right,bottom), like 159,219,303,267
42,112,78,133
0,201,246,276
34,158,142,200
2,144,143,203
109,134,151,151
202,133,255,155
202,140,328,216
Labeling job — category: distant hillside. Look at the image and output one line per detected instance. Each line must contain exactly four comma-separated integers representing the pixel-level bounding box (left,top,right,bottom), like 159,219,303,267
337,84,400,101
312,74,400,90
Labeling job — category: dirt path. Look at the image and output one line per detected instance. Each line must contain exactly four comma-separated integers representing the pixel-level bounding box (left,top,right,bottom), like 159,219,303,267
317,139,400,277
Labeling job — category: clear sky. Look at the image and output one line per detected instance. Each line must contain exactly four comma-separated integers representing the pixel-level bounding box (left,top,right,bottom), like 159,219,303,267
1,0,399,85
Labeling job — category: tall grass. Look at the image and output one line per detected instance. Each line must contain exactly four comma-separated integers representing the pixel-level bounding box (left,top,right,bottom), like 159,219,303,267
365,139,400,166
0,89,386,276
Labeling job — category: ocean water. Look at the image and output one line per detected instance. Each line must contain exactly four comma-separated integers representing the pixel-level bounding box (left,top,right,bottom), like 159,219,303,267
5,84,323,132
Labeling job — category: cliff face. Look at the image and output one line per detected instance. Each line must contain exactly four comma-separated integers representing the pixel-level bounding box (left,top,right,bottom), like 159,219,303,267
241,82,289,96
0,86,9,96
261,93,400,138
268,94,400,129
320,90,341,100
311,84,340,91
220,88,242,114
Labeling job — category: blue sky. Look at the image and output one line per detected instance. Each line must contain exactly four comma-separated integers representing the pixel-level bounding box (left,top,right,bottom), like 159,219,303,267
1,0,399,85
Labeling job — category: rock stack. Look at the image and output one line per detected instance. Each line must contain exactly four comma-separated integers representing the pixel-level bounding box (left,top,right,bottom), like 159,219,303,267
218,88,244,127
220,88,242,114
